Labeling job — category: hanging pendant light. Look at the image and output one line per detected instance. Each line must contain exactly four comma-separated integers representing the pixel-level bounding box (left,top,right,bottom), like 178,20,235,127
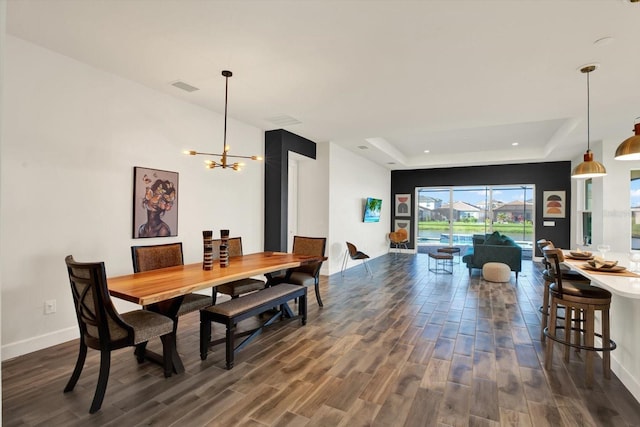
184,70,262,171
614,117,640,160
571,65,607,179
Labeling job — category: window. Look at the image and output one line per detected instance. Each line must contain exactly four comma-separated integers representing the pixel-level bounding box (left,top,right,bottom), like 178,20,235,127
417,185,534,252
582,179,592,246
631,172,640,250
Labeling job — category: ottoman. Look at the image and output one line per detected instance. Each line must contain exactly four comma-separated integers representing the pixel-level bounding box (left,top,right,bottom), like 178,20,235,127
482,262,511,282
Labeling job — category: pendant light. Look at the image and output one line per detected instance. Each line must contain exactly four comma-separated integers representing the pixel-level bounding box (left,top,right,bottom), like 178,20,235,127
184,70,262,171
614,117,640,160
571,65,607,179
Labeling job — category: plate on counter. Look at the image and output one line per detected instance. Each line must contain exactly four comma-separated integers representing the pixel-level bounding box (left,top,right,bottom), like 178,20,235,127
581,264,626,273
569,251,592,259
566,254,594,260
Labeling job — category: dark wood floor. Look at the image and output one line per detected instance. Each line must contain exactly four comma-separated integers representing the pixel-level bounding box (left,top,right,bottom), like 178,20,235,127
3,253,640,426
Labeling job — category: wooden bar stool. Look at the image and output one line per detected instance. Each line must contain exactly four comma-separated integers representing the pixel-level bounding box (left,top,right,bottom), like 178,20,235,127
536,239,590,342
542,247,616,387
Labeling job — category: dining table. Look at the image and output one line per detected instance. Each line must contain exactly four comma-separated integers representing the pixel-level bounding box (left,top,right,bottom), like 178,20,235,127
108,251,324,374
562,250,640,403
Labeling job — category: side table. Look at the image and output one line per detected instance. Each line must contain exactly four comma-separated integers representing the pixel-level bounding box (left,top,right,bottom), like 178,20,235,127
437,247,461,264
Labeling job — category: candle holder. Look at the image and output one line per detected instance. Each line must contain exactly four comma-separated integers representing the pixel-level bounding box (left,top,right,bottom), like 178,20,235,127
220,229,230,267
203,230,214,270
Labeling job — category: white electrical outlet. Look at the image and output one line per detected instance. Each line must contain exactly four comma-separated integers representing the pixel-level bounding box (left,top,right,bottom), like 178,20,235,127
44,299,56,314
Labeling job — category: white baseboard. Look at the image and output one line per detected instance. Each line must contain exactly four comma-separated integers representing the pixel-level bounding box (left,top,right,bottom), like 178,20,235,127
1,327,78,362
610,353,640,403
595,336,640,403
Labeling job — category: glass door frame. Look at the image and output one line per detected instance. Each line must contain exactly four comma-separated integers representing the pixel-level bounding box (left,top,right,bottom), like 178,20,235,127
417,184,535,253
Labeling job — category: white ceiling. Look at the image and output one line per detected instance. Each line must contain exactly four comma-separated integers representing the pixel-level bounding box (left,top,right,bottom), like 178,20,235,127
6,0,640,170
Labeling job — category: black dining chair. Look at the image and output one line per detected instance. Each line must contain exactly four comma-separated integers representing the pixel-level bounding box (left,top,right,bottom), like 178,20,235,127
270,236,327,307
211,237,266,303
131,242,212,332
64,255,174,413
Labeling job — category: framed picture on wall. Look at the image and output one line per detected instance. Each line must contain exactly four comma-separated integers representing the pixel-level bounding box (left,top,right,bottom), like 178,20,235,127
395,194,411,217
394,218,411,238
133,166,179,238
543,190,565,218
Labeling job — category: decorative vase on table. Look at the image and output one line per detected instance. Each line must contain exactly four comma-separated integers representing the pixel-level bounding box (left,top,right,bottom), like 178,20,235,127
220,229,230,267
203,230,214,270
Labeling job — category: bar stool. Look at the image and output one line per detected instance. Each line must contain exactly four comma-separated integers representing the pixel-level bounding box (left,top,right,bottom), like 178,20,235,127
537,239,590,342
542,247,616,387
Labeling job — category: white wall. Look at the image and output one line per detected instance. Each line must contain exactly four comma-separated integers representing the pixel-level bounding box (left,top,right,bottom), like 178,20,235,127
1,36,265,360
571,137,640,401
326,143,390,275
296,142,330,268
1,0,7,417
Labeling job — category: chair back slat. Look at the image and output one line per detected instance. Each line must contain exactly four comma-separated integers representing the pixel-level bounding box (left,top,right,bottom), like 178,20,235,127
131,243,183,273
65,255,133,349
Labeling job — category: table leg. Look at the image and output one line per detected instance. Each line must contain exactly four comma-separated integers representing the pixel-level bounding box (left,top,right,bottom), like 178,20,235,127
145,296,185,374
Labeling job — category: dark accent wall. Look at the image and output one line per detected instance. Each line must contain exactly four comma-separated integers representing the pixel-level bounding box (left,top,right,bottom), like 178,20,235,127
391,162,572,254
264,129,316,251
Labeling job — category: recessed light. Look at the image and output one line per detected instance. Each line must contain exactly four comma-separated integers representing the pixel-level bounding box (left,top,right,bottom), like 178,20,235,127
358,145,368,150
423,150,430,153
387,162,395,165
577,63,599,73
512,142,519,146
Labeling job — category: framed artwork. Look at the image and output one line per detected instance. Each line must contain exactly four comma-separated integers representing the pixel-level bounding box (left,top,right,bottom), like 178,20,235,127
394,219,411,238
543,190,565,218
133,167,179,238
395,194,411,216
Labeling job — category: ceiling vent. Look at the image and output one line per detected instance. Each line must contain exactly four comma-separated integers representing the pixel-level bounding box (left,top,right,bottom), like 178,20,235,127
265,115,301,126
170,80,199,92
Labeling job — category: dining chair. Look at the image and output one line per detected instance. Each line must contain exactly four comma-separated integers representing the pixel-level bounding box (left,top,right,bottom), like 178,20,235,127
341,241,372,276
64,255,174,414
211,237,266,304
131,242,212,330
272,236,327,307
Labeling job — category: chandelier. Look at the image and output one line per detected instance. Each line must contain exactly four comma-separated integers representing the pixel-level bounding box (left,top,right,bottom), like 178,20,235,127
185,70,262,171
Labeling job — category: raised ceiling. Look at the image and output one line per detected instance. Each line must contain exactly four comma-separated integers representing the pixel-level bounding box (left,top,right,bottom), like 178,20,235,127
6,0,640,169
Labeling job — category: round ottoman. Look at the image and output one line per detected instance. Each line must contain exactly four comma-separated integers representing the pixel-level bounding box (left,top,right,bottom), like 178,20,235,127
482,262,511,282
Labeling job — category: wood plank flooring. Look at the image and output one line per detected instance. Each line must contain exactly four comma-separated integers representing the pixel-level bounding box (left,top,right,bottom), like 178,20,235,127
3,253,640,426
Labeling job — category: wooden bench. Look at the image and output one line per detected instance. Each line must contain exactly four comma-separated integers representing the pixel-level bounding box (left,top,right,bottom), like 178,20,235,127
199,283,307,369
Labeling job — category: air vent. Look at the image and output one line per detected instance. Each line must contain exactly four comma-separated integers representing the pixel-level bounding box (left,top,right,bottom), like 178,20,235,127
170,81,200,92
265,115,301,126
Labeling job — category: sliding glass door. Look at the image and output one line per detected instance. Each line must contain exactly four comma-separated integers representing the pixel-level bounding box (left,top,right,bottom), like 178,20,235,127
417,184,534,257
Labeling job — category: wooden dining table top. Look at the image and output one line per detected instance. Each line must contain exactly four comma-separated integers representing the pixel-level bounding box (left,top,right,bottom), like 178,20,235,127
108,251,324,306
